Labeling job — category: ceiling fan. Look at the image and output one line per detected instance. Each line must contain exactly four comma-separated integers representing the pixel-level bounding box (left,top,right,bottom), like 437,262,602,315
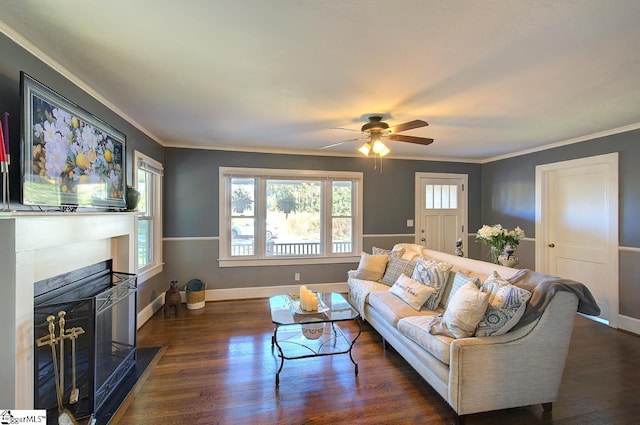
322,115,434,156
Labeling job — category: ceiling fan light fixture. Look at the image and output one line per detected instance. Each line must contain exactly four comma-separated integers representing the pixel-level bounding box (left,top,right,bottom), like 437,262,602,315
358,142,371,156
372,140,386,154
379,146,390,157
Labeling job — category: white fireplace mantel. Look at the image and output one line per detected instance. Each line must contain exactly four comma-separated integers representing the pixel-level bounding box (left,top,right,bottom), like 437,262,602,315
0,211,136,409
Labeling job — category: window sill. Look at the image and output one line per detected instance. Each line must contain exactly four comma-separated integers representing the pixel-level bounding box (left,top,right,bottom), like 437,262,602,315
137,262,164,283
218,255,360,268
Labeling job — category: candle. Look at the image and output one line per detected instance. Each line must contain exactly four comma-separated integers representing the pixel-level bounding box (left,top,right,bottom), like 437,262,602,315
299,286,316,312
300,285,314,311
299,285,307,310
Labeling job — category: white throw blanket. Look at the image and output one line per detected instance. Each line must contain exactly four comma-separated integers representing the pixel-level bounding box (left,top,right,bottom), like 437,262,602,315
347,275,390,320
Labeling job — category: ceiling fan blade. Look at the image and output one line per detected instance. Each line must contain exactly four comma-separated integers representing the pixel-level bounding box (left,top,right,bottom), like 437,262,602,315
388,134,434,146
320,137,363,150
389,120,428,133
329,126,362,133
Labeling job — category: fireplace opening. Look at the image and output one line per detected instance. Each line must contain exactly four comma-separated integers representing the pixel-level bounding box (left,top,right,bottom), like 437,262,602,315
33,260,137,424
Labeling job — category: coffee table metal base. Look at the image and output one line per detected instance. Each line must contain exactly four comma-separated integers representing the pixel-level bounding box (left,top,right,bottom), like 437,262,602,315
271,319,362,386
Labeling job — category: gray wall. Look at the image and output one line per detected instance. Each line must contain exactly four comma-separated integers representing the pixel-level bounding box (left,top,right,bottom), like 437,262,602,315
481,129,640,319
164,148,483,237
162,148,482,289
0,32,166,313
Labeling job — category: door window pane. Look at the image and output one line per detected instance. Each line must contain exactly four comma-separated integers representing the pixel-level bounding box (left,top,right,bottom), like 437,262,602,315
425,184,459,210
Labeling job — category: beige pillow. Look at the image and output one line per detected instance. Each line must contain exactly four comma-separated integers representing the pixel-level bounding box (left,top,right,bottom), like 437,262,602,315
353,252,389,281
440,282,489,338
389,274,436,310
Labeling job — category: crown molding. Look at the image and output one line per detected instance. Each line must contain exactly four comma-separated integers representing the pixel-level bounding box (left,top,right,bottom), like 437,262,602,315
482,122,640,164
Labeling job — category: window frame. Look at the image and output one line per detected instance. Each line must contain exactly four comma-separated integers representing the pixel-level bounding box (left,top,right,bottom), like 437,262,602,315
133,150,164,282
219,167,363,267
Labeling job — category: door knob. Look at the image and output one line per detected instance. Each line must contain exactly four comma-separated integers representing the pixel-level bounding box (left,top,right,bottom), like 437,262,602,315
548,243,555,248
421,238,426,242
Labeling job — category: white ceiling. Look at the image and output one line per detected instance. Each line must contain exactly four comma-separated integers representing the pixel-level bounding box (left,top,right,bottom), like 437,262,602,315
1,0,640,161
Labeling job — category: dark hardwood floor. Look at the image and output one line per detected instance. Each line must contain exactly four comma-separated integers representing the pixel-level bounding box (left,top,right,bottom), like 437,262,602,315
112,299,640,425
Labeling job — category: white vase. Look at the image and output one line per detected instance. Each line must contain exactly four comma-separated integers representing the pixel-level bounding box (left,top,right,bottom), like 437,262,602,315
498,255,518,267
498,243,519,267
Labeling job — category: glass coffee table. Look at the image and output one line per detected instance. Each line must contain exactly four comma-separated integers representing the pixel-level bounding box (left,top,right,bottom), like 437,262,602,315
269,292,361,386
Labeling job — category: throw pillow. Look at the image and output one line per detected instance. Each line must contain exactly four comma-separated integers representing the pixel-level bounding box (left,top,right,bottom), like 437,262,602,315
445,271,481,307
389,273,436,310
476,271,532,337
411,258,452,310
372,246,406,258
353,252,389,281
428,282,489,338
381,256,418,286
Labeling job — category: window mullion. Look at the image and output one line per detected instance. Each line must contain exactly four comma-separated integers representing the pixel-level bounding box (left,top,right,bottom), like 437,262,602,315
256,178,266,258
321,180,328,256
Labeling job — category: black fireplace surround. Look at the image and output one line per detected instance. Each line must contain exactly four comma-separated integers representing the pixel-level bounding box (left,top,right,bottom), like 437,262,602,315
33,260,137,424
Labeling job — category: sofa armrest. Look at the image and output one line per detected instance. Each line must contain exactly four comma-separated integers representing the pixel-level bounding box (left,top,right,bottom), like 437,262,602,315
447,291,579,416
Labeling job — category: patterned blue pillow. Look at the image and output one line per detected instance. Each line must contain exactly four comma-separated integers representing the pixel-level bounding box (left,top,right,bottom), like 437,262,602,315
411,258,452,310
372,246,406,258
476,271,532,337
445,271,481,308
381,256,417,286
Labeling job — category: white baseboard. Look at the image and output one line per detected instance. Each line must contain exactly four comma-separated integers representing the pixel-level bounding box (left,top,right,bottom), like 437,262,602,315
617,314,640,335
202,281,348,301
137,293,165,329
138,282,348,328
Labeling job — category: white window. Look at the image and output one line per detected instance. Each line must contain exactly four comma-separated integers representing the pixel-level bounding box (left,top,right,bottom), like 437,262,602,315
219,167,363,267
134,151,163,281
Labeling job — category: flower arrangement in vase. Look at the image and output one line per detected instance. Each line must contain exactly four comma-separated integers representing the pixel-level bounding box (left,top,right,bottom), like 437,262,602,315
475,224,525,265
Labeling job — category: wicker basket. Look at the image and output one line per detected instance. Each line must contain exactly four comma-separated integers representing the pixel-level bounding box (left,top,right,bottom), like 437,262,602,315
185,279,207,310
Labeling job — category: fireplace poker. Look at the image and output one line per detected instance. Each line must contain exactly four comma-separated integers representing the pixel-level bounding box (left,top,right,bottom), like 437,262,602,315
58,311,66,399
69,326,85,404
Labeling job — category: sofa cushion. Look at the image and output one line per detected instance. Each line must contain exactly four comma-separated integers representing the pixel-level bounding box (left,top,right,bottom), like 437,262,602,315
397,315,453,365
353,252,389,281
368,291,436,327
389,274,436,310
476,271,532,337
411,258,452,310
381,256,418,286
429,282,489,339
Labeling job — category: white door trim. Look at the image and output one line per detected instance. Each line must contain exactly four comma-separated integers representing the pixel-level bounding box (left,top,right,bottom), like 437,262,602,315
535,152,619,328
414,172,468,252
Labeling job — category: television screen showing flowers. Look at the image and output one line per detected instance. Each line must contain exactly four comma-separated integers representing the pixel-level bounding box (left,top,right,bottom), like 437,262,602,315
21,72,126,209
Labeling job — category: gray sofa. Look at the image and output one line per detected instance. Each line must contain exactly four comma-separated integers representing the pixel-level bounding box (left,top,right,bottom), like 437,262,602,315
347,243,590,423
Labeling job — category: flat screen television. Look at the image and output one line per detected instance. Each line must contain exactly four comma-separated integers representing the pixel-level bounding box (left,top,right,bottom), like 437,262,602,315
20,72,126,210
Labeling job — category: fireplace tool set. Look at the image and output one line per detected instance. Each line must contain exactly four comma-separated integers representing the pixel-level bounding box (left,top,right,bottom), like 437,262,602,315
0,112,9,212
36,311,85,425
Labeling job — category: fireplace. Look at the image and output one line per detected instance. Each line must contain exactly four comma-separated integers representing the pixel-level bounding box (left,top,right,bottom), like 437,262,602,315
0,212,136,411
33,260,137,423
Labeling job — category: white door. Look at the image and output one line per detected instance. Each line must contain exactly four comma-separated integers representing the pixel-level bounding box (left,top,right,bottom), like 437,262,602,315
415,173,467,255
535,153,618,327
